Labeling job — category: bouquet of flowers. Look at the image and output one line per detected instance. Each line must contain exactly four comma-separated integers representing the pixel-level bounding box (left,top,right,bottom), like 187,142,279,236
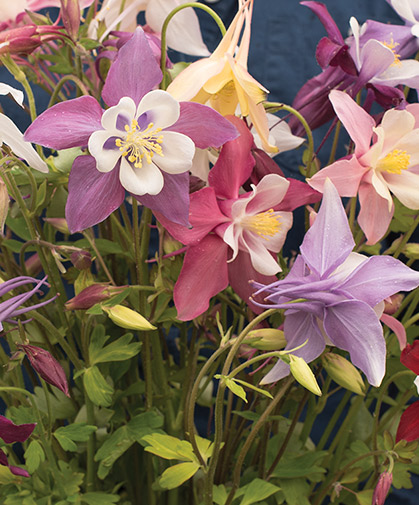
0,1,418,504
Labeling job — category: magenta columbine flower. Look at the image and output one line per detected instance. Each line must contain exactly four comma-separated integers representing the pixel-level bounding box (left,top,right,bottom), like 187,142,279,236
0,415,36,477
24,27,238,232
0,276,53,331
254,179,419,387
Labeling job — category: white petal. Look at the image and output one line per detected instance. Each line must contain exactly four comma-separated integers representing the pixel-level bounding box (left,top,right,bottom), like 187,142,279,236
371,170,393,210
146,0,210,56
414,376,419,394
223,222,240,262
190,148,210,181
136,90,180,129
390,0,417,24
0,83,24,107
253,114,304,154
88,129,122,173
240,231,281,276
119,156,164,196
0,114,48,173
102,96,136,130
155,131,195,174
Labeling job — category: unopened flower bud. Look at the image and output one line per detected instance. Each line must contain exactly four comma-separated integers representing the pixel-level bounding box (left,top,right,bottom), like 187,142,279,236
288,354,321,396
60,0,80,41
372,471,392,505
0,179,9,236
322,353,365,395
102,305,156,331
244,328,286,351
70,250,92,270
404,243,419,260
43,218,70,234
18,344,69,396
65,283,125,310
196,376,214,407
24,253,42,277
383,294,404,315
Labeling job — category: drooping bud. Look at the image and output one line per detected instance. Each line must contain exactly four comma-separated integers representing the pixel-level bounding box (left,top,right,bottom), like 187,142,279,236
60,0,80,41
244,328,286,351
70,250,92,270
372,471,392,505
383,294,404,315
24,253,42,277
102,305,156,331
65,283,125,310
0,415,36,444
17,344,69,397
288,354,321,396
322,353,365,395
43,218,70,234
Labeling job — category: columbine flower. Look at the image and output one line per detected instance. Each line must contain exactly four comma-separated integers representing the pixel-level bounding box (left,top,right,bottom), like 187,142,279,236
24,27,237,232
89,0,209,56
372,471,393,505
167,0,276,154
156,117,317,321
254,179,419,387
396,339,419,442
0,0,93,24
0,276,53,331
0,415,36,477
308,90,419,244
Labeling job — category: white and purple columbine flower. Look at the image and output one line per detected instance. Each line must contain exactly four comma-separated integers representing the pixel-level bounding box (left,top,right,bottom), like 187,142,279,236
24,27,238,232
254,179,419,387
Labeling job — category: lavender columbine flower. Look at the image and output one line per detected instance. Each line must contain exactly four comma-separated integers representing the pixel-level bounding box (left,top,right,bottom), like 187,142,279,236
24,27,238,232
0,276,53,331
254,179,419,387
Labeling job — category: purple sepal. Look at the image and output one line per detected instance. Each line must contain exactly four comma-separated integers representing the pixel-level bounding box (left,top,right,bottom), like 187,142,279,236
137,172,191,227
24,96,103,149
66,156,125,233
168,102,239,149
102,27,163,107
0,449,30,477
0,415,35,444
301,1,344,44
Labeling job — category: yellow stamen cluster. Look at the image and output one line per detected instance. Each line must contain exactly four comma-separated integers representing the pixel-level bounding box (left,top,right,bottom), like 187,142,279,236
377,149,411,174
381,38,402,67
242,209,281,240
115,120,164,168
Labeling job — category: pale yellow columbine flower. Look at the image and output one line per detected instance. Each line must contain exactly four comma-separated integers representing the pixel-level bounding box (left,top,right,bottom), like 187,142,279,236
167,0,277,154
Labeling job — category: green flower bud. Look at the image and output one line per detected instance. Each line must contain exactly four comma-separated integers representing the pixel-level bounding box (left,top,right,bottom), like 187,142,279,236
322,353,365,395
288,354,321,396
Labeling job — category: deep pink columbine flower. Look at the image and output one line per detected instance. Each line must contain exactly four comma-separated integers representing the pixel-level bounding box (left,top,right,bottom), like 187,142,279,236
396,340,419,442
254,180,419,387
308,90,419,244
0,276,53,331
17,344,69,396
372,471,393,505
24,27,238,232
157,117,319,321
0,415,36,477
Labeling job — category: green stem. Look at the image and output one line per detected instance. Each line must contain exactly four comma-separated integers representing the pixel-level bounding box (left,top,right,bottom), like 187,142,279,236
223,378,293,505
393,214,419,259
159,3,226,89
83,230,116,285
48,75,90,107
264,102,315,177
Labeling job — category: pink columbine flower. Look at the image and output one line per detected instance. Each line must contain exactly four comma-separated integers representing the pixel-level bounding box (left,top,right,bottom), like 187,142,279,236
24,27,237,231
156,117,317,321
372,471,393,505
308,90,419,244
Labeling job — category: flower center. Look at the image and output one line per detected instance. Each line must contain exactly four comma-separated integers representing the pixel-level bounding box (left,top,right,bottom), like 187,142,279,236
241,209,281,239
381,38,402,67
115,119,164,168
376,149,411,174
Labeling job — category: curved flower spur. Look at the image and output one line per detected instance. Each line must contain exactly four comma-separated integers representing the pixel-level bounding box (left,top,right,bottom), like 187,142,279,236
24,27,238,232
253,179,419,387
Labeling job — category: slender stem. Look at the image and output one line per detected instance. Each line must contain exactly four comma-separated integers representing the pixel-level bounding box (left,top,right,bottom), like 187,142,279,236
83,230,116,285
48,75,90,107
264,103,315,177
223,378,293,505
393,214,419,259
160,3,226,89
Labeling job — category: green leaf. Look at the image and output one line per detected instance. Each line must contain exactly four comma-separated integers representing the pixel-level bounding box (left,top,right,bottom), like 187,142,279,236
271,451,327,479
2,239,28,253
126,411,164,444
5,215,31,240
158,461,200,489
95,426,134,480
89,333,141,365
73,238,126,255
32,386,76,421
33,179,47,214
142,433,195,462
279,478,310,505
233,378,273,399
356,489,374,505
215,375,248,403
81,492,120,504
86,304,104,315
213,484,228,505
83,366,114,407
239,478,281,505
54,424,97,452
24,440,45,474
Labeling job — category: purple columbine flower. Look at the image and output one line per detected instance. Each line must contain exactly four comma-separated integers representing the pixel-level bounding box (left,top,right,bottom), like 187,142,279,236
24,27,238,232
254,179,419,387
0,276,53,331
